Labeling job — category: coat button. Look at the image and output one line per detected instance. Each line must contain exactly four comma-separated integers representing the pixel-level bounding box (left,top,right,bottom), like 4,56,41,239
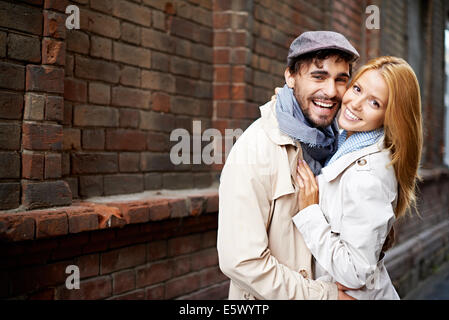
243,292,251,300
357,159,367,166
299,269,308,278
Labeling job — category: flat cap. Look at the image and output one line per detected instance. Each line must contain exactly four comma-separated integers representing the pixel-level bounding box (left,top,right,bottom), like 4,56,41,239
287,31,360,66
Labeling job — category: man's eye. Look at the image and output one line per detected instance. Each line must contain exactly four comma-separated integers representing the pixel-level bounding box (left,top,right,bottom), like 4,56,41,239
313,76,324,80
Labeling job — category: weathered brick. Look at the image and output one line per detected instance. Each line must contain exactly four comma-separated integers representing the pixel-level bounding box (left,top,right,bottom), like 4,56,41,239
73,105,119,127
168,234,202,256
7,33,41,62
148,201,170,221
44,0,69,12
0,32,5,58
66,30,90,54
84,10,120,39
0,91,23,120
121,22,141,45
26,65,64,94
0,123,21,150
79,175,104,197
113,42,151,68
24,93,45,121
82,129,105,150
68,212,99,234
0,2,42,35
0,183,21,210
89,0,113,14
112,0,152,26
0,62,25,91
74,253,100,279
141,28,175,53
35,212,68,239
22,180,72,210
75,56,120,83
165,273,201,299
119,153,140,172
101,244,146,274
89,82,110,105
45,95,64,122
64,78,87,103
90,35,112,60
22,122,62,151
42,38,65,65
22,151,44,180
0,213,34,242
140,152,174,171
146,131,168,152
72,152,118,174
106,129,147,151
136,260,171,288
112,269,136,295
144,172,162,190
103,174,144,195
163,172,194,189
119,109,140,128
145,283,165,299
57,276,112,300
111,86,151,109
146,240,167,261
43,10,66,39
62,128,81,151
120,65,141,87
44,153,62,179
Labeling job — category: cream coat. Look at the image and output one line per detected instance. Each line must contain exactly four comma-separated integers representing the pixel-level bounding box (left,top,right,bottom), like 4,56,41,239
292,136,400,300
217,100,338,300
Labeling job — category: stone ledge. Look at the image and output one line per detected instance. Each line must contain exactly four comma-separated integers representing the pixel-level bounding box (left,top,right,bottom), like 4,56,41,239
0,187,219,243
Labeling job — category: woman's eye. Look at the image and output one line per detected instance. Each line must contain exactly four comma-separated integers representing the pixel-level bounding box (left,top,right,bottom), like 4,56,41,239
371,100,380,108
353,85,361,93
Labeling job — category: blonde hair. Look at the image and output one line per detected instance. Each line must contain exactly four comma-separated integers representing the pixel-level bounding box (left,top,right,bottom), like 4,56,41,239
349,56,423,219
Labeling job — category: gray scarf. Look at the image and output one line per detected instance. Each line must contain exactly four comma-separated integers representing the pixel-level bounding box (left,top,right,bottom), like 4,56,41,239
275,84,339,175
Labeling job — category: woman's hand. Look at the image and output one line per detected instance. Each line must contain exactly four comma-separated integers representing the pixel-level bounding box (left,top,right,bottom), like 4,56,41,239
296,160,319,211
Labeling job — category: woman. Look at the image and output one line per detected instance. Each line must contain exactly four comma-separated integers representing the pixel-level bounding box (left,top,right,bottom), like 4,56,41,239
293,56,423,299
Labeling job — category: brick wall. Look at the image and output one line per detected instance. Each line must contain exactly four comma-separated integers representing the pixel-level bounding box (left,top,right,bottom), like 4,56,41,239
1,0,449,300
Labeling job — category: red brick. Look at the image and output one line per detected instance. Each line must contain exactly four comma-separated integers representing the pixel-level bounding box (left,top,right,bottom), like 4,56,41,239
0,214,35,242
42,38,65,65
145,284,165,300
151,92,170,113
72,152,118,174
146,240,167,261
170,255,191,277
7,33,40,63
0,91,23,120
168,234,202,256
0,152,20,179
118,152,140,173
22,122,62,151
105,129,147,151
66,30,89,54
62,128,81,151
64,78,87,103
112,269,135,295
141,70,175,92
75,55,120,83
73,105,118,127
0,61,25,91
44,153,62,179
165,273,201,299
113,42,151,68
110,289,145,300
146,131,168,152
213,84,230,99
136,260,172,288
0,183,21,210
120,65,141,87
79,128,103,150
44,0,69,12
119,109,140,128
43,10,66,39
148,201,170,221
45,95,64,122
68,212,99,234
57,276,112,300
35,212,68,239
83,10,120,39
22,180,72,210
169,199,188,218
141,28,175,53
111,86,151,109
100,244,146,274
214,48,230,64
89,82,110,105
0,2,42,35
26,65,64,94
90,35,112,60
113,0,152,27
121,22,141,45
24,93,45,121
191,248,218,271
198,266,228,288
122,205,150,224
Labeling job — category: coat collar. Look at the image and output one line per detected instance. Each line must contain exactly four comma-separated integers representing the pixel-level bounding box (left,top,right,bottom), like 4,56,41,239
260,100,297,147
321,135,386,182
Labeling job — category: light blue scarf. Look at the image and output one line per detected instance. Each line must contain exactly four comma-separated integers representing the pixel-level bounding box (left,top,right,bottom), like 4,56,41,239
326,128,384,166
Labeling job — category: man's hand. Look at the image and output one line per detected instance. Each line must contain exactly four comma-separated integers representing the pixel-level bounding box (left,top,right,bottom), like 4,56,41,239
271,87,283,100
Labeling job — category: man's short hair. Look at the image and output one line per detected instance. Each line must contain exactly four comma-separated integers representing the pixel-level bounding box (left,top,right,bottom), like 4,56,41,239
288,49,354,77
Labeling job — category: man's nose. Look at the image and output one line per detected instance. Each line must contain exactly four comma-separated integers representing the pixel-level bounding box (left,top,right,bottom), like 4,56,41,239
322,80,337,99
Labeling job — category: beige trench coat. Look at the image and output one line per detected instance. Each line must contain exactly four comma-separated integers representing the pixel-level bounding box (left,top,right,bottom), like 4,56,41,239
217,99,338,300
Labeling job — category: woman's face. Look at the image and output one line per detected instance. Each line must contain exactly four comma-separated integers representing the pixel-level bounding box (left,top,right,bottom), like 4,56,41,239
338,69,389,133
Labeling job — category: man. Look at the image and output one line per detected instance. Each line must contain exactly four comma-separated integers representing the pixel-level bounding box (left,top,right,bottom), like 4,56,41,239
217,31,359,300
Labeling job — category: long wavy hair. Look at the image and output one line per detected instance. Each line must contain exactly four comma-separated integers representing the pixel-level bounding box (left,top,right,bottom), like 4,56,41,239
349,56,423,219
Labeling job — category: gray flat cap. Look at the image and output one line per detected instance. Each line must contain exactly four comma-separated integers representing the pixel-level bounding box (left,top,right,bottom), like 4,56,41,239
287,31,360,66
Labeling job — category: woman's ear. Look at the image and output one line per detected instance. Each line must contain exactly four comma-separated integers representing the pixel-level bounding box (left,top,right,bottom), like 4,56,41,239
284,68,295,88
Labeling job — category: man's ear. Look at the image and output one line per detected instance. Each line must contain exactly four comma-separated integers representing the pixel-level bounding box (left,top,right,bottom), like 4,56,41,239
284,68,295,88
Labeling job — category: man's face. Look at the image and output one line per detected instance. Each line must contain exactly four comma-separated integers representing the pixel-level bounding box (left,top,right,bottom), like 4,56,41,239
285,56,350,128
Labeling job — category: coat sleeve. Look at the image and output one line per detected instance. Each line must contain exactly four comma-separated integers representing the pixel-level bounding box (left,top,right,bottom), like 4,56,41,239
292,171,396,289
217,138,338,300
